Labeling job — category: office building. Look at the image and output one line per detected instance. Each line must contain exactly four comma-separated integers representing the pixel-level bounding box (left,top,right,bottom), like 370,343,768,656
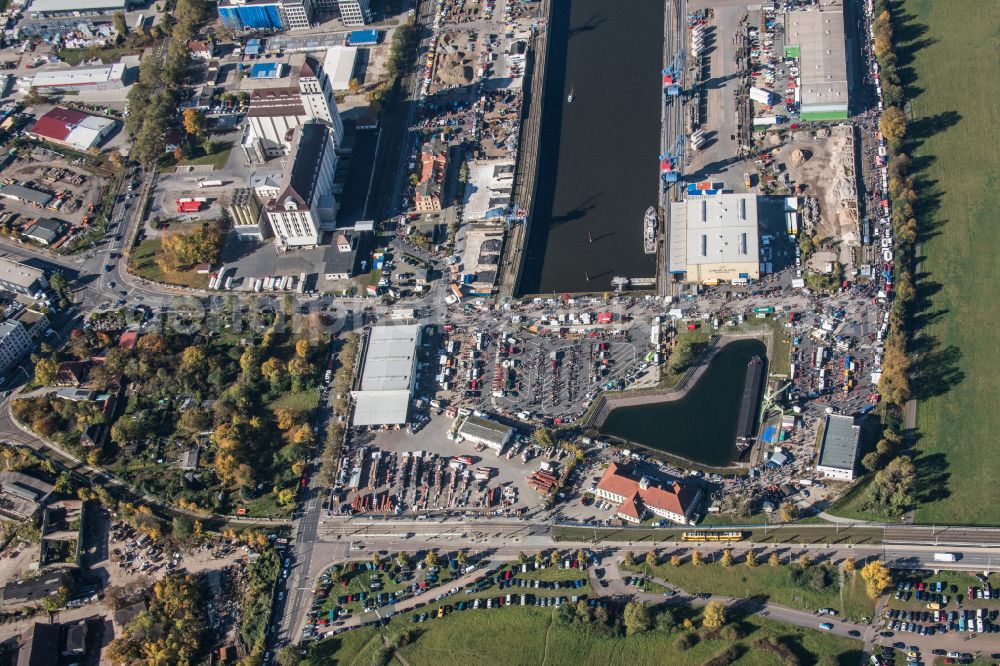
263,123,338,248
0,257,48,296
595,463,701,525
351,321,422,426
0,320,31,375
337,0,370,26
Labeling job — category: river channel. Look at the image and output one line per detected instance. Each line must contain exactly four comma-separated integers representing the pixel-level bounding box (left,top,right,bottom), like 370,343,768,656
599,339,768,467
517,0,663,295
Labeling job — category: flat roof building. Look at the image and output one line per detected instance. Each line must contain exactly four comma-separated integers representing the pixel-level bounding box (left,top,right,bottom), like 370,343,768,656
784,1,850,121
19,63,127,92
669,193,761,284
816,413,861,480
29,106,116,152
0,184,52,208
227,188,266,241
0,257,48,296
463,160,514,222
322,46,358,91
29,0,131,17
351,321,422,426
456,414,513,453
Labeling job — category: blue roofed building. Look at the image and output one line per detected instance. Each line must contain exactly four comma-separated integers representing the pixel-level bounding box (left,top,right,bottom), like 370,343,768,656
347,29,380,46
219,0,285,31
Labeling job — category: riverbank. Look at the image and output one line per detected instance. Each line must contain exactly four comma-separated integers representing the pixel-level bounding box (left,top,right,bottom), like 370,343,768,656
498,0,550,301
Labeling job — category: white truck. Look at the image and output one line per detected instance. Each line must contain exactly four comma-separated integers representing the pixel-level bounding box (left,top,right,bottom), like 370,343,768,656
933,553,958,562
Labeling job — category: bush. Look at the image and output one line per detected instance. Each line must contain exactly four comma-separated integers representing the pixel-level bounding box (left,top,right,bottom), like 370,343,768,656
702,645,741,666
674,632,698,651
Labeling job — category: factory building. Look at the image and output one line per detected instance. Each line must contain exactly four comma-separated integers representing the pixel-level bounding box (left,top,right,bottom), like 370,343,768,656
456,415,513,454
18,63,128,93
816,414,861,480
218,0,313,30
29,107,116,152
351,321,422,427
322,46,358,91
29,0,133,17
784,1,850,121
262,122,338,248
226,188,266,241
243,55,344,162
668,193,761,284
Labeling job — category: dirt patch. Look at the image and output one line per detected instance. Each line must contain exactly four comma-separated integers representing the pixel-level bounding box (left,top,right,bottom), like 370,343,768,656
433,31,478,89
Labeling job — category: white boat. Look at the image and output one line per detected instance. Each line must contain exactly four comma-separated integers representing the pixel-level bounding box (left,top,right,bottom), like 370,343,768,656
567,86,574,103
643,206,657,254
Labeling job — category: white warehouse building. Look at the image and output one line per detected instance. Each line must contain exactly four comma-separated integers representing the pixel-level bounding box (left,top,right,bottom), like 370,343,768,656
351,321,423,426
815,413,861,480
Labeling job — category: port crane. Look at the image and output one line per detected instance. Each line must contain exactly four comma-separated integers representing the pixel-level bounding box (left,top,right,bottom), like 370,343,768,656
662,48,685,98
760,380,793,422
659,135,685,184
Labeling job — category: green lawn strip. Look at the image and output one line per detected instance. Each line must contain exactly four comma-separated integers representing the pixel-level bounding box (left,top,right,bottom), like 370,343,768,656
270,388,321,413
899,0,1000,524
240,492,292,519
625,561,874,621
350,605,863,666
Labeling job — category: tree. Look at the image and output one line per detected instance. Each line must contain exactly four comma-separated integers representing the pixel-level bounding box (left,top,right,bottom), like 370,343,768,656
172,515,194,540
691,550,703,566
348,78,361,94
797,553,811,568
295,339,310,358
456,550,468,568
768,552,780,567
623,601,652,635
720,548,734,567
864,455,916,516
779,501,799,523
843,557,856,573
34,357,59,386
670,554,682,567
534,552,544,567
276,646,302,666
645,550,657,567
860,560,893,599
702,601,727,629
277,488,295,505
517,551,527,565
424,550,438,568
395,552,408,569
550,550,561,566
880,106,907,146
113,11,128,39
533,428,554,449
862,450,881,473
655,607,676,632
745,550,758,568
623,551,635,567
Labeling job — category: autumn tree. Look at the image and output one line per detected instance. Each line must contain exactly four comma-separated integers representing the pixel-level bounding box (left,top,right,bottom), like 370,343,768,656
880,106,907,146
860,560,893,599
645,550,657,567
623,551,635,567
768,552,780,567
182,108,206,137
702,601,727,629
623,601,652,635
843,558,856,573
33,357,59,386
691,550,703,566
745,550,758,568
779,501,799,523
720,549,733,567
670,554,682,567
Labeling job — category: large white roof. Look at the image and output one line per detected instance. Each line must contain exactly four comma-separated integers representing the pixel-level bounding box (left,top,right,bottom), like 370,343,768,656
31,0,126,12
785,6,849,112
322,46,357,91
28,63,125,88
671,194,760,268
352,390,411,426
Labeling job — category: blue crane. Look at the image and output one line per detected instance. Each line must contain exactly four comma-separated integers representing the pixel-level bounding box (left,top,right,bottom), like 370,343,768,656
662,48,685,98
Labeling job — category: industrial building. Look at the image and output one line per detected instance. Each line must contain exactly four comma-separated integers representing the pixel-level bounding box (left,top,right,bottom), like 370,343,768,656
0,257,48,297
323,231,364,280
784,1,850,121
242,55,344,162
18,63,128,93
351,320,422,427
218,0,303,31
226,188,266,241
29,106,116,152
815,413,861,480
29,0,132,17
263,122,339,248
456,414,513,453
22,217,62,245
322,46,358,91
668,193,761,284
337,0,371,26
0,184,52,208
595,463,701,525
462,160,514,222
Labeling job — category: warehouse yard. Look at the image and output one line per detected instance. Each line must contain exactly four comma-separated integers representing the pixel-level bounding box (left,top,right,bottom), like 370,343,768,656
902,1,1000,523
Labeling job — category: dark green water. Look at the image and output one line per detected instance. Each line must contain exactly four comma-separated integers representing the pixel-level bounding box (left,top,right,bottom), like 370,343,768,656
600,339,767,466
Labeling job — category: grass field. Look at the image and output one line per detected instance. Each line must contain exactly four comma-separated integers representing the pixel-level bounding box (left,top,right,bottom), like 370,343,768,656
270,388,321,413
625,560,875,621
129,238,210,289
895,1,1000,523
310,606,863,665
